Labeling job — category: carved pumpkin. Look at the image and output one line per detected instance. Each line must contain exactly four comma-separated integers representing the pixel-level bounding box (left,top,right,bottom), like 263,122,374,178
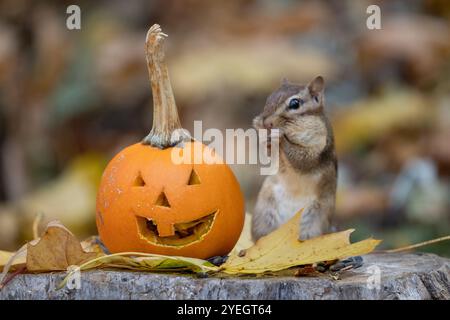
96,25,245,259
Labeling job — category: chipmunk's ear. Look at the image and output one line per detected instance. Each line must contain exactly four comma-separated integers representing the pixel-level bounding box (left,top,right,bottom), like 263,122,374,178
308,76,324,95
308,76,325,106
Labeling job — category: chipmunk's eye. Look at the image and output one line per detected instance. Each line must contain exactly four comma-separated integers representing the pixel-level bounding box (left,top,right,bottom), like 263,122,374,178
288,98,302,110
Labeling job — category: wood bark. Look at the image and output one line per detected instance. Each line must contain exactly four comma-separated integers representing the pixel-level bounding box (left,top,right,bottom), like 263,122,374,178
1,253,449,300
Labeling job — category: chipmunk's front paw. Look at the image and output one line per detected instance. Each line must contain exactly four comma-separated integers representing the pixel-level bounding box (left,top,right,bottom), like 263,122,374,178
298,221,322,240
298,229,321,241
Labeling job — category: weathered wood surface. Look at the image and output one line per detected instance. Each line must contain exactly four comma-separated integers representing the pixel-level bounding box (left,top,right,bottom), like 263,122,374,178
1,252,449,300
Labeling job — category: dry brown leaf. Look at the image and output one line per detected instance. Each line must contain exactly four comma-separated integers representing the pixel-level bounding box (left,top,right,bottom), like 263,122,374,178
221,211,381,274
0,245,28,287
0,250,26,271
26,220,100,272
80,236,105,255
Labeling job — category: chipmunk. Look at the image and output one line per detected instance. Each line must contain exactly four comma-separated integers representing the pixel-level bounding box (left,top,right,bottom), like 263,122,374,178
252,76,337,241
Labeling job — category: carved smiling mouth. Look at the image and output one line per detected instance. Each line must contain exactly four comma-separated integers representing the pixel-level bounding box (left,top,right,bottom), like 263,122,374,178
136,211,217,247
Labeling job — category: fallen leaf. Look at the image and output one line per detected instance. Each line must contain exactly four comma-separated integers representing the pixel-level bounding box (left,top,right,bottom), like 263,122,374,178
0,245,28,287
0,250,26,271
26,220,100,272
81,252,216,273
58,252,218,289
294,265,317,277
231,213,254,254
221,210,381,274
80,236,106,255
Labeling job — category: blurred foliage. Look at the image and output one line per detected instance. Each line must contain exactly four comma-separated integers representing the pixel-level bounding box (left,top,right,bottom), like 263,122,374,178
0,0,449,256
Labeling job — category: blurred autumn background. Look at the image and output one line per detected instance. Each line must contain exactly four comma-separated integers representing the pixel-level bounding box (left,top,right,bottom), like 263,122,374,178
0,0,449,256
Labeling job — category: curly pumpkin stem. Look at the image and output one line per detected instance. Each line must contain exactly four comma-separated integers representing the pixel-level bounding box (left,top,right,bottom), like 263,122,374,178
142,24,191,148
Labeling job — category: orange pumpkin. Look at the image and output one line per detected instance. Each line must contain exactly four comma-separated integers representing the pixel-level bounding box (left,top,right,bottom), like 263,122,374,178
96,25,245,259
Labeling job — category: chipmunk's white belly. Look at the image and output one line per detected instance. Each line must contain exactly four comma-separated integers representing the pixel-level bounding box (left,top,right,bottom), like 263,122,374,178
272,171,320,225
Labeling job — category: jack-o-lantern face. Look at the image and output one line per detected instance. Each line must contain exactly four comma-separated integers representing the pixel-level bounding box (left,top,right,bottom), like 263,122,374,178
133,166,218,247
96,141,245,259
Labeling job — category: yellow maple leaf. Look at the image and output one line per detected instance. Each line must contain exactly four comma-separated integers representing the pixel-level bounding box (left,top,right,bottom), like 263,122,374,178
221,210,381,274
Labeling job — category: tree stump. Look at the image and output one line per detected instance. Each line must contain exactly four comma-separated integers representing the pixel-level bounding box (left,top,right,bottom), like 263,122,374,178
1,252,449,300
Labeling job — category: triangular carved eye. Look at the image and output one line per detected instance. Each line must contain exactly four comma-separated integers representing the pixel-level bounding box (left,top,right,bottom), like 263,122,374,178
133,172,146,187
155,191,170,208
188,169,201,185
